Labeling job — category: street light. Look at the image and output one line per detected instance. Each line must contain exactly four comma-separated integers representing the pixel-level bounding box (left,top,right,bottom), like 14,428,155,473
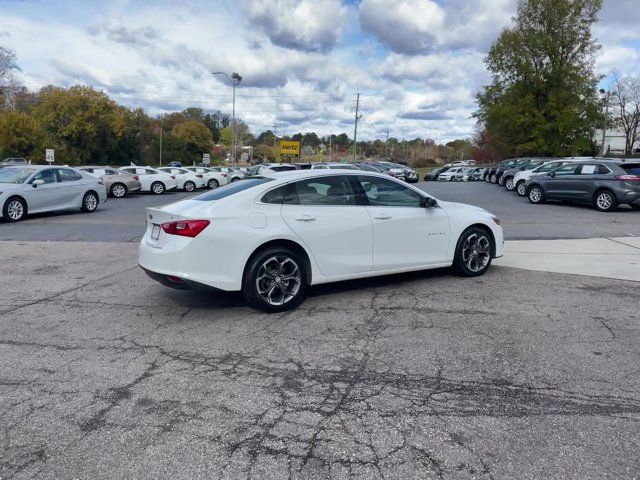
213,71,242,164
599,88,610,157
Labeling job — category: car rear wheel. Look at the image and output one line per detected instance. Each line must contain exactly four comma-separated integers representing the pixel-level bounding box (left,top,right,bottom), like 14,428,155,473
594,190,618,212
452,227,493,277
243,247,308,313
110,183,127,198
3,197,26,222
151,181,165,194
231,177,240,182
498,175,506,186
490,174,497,184
631,204,640,211
505,177,515,191
516,181,527,196
184,181,196,192
528,185,545,204
81,191,99,213
208,179,219,189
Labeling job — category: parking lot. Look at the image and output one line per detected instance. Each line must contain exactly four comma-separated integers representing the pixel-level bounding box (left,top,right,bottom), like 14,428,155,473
1,181,640,479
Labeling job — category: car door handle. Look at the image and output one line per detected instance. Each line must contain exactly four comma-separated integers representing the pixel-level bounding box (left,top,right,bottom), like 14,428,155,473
373,213,392,220
295,214,316,222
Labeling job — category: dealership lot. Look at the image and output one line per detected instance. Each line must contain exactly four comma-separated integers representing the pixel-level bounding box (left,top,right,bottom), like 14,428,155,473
1,181,639,479
1,181,640,242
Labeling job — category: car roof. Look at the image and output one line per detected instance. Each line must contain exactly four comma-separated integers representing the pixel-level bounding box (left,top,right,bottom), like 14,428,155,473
260,169,396,182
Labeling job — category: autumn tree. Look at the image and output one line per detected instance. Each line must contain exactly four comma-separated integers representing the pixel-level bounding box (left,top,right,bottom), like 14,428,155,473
0,111,44,160
171,120,213,163
475,0,602,157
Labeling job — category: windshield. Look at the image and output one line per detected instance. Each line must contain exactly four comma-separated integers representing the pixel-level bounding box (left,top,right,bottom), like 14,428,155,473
0,167,36,184
193,177,273,201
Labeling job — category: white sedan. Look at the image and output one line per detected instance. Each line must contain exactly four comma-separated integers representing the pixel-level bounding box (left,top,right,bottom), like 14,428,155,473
157,167,206,192
139,170,504,312
119,167,178,194
183,167,228,189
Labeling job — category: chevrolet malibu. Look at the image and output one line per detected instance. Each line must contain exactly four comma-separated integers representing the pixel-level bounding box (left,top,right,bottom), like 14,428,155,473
0,165,107,222
139,170,504,312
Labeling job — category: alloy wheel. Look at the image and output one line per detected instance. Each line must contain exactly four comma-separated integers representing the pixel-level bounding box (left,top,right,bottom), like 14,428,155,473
112,184,126,197
85,193,98,211
517,182,526,196
185,181,195,192
255,255,302,306
208,179,219,189
529,187,542,203
461,233,491,273
505,178,514,190
596,192,614,211
7,200,24,220
152,182,164,194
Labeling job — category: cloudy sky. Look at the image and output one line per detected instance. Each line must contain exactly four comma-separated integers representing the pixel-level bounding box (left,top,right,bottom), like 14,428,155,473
1,0,639,142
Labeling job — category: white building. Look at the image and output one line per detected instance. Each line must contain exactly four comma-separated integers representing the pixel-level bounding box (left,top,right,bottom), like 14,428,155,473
595,129,640,155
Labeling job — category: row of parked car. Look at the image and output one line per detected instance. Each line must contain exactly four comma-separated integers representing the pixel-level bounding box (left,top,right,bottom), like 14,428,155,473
483,157,640,212
248,160,420,183
0,161,249,222
424,166,487,182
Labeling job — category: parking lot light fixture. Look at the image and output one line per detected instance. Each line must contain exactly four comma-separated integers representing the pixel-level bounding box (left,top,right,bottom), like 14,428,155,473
213,71,242,164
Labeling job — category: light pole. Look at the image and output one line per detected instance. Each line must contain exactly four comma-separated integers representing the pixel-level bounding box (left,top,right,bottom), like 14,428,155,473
599,88,610,157
159,117,163,166
213,71,242,164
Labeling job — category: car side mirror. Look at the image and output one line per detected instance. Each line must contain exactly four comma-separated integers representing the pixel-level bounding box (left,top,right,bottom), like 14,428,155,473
32,179,45,187
424,197,438,208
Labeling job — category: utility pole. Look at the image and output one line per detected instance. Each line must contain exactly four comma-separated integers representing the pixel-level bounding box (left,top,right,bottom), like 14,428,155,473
213,71,242,164
159,118,163,166
353,93,362,163
600,89,610,156
384,130,389,159
328,134,332,162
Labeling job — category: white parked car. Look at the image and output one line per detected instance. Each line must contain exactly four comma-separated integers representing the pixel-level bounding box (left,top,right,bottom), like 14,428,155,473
249,163,298,175
209,166,245,182
183,167,228,189
139,170,503,312
438,167,466,181
119,166,178,194
0,165,107,222
512,160,575,196
157,167,206,192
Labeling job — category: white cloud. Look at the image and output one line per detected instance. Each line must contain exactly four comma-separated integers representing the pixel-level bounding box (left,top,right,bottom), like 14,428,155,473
242,0,348,52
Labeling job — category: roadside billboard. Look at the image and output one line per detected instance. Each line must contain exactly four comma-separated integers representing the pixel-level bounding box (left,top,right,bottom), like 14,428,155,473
279,140,300,156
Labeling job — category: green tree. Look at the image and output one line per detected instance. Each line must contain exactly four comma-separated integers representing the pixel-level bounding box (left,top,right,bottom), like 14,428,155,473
171,120,213,163
0,111,44,161
475,0,602,157
220,127,233,147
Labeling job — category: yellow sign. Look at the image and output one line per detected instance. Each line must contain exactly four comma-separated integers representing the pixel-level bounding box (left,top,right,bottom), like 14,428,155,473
279,140,300,156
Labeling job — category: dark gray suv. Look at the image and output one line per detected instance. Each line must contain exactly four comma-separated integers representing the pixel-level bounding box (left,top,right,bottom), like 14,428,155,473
526,160,640,211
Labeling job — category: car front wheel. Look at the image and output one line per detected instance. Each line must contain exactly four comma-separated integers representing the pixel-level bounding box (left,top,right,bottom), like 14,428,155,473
452,227,493,277
594,190,618,212
505,177,515,190
516,181,527,196
528,185,545,204
490,174,497,184
3,197,26,222
208,179,219,189
110,183,127,198
82,191,99,213
243,247,308,313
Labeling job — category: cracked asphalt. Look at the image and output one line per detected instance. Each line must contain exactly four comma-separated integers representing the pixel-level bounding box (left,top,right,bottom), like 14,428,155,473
1,241,639,479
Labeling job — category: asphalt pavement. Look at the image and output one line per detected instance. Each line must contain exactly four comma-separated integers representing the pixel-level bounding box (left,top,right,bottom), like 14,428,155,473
1,242,639,479
1,181,639,241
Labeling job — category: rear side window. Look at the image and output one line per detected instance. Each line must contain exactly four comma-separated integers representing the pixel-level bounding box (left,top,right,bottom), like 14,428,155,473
194,177,273,201
261,185,287,204
621,164,640,175
58,169,82,181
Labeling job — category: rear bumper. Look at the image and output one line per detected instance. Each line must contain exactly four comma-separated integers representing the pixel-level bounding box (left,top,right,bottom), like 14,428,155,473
140,266,223,291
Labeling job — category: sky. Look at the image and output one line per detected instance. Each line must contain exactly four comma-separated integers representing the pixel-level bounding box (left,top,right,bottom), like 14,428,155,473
1,0,639,142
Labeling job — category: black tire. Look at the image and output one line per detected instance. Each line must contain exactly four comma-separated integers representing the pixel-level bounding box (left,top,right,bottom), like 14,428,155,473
452,227,494,277
504,177,515,191
151,181,165,195
594,189,618,212
490,174,498,184
184,181,196,192
81,191,99,213
231,177,240,182
242,247,308,313
3,196,26,222
528,185,546,204
631,204,640,211
498,175,506,186
516,181,527,197
110,183,127,198
208,179,219,189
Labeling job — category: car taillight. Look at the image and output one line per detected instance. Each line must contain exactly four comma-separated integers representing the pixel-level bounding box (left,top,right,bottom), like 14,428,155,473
616,175,640,181
161,220,210,238
133,175,139,181
196,174,203,178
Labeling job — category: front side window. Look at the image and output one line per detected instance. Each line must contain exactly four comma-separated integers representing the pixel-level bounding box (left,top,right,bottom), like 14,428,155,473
32,169,57,184
358,176,423,207
58,169,82,181
552,164,579,176
293,176,357,206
